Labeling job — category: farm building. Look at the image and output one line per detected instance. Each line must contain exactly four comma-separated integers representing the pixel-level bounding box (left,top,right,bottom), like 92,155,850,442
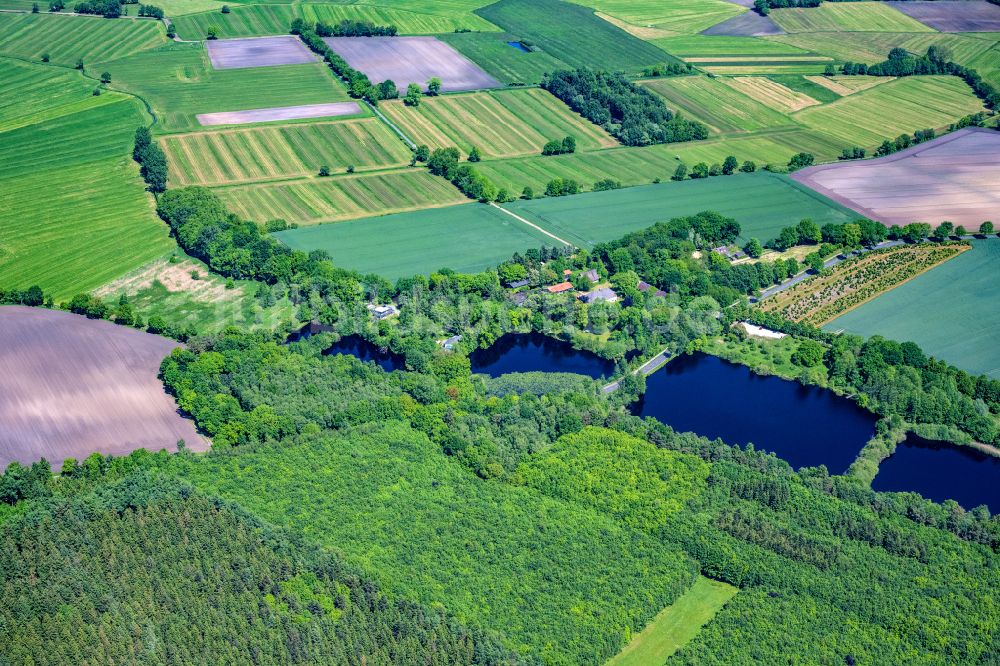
368,303,398,320
580,287,619,304
547,281,574,293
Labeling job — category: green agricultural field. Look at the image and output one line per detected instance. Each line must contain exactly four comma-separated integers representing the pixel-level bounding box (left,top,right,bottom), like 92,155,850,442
170,4,295,40
161,117,411,186
770,2,935,33
217,169,468,226
476,0,676,74
101,42,350,133
578,0,745,34
439,31,569,85
0,59,173,299
155,0,229,16
642,76,795,134
608,576,739,666
379,88,616,159
768,73,842,103
274,202,555,278
0,13,166,66
476,130,846,194
793,76,985,147
502,173,857,248
302,3,497,34
652,34,815,57
826,240,1000,378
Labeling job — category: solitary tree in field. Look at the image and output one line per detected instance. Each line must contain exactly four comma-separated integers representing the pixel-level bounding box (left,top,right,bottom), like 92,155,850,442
100,71,111,84
404,83,421,106
318,165,330,177
980,221,994,235
32,2,39,12
75,57,84,70
722,155,738,175
206,25,219,40
220,4,229,12
41,53,50,62
427,77,442,96
744,238,763,258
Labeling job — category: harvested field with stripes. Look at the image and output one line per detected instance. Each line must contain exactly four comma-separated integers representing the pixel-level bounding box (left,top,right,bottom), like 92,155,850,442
302,3,499,34
171,4,295,40
721,76,820,112
0,306,207,470
770,2,934,32
379,88,616,158
641,76,794,133
196,102,362,127
804,75,893,96
217,170,468,225
162,118,410,186
793,76,985,146
580,0,744,34
0,13,166,66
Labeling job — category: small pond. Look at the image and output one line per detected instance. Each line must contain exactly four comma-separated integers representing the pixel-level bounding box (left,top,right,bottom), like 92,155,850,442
323,335,406,373
506,40,530,52
633,353,877,472
469,332,616,379
872,434,1000,513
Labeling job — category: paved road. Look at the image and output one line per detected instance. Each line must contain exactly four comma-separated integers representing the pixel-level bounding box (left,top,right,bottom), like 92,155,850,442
602,346,671,393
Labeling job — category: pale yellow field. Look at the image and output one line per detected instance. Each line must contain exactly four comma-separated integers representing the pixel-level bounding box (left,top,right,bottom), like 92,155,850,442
379,88,617,158
722,76,820,112
805,75,895,96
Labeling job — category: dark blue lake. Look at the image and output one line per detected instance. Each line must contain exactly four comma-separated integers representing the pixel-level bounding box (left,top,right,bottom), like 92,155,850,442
634,353,876,472
469,333,616,379
507,40,530,52
323,335,406,372
873,434,1000,513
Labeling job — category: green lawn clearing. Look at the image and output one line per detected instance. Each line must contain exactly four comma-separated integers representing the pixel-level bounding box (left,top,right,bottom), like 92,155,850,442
476,0,676,74
101,42,350,133
0,59,173,299
826,240,1000,378
273,202,555,279
379,88,616,159
607,576,738,666
0,12,166,66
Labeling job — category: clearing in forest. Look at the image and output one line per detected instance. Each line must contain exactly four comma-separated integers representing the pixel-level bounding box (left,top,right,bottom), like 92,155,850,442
825,240,1000,378
792,127,1000,227
770,2,935,32
0,306,208,470
324,36,500,94
205,36,317,70
216,169,468,226
378,88,616,159
0,59,173,298
162,117,409,186
758,243,971,326
721,76,820,112
607,576,739,666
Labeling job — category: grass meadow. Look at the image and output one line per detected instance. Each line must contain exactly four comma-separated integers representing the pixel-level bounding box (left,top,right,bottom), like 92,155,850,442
439,32,569,85
171,4,296,40
0,59,173,299
274,203,554,279
502,173,857,248
579,0,745,34
826,240,1000,378
102,42,350,133
607,576,738,666
379,88,616,159
770,2,935,33
216,169,468,225
0,13,166,66
476,0,676,73
161,117,411,186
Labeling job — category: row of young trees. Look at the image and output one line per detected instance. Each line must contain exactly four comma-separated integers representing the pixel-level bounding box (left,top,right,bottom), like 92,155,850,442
542,69,709,146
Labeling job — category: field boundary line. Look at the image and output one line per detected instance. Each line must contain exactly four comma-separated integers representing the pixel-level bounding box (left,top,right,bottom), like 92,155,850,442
489,202,573,247
365,100,416,149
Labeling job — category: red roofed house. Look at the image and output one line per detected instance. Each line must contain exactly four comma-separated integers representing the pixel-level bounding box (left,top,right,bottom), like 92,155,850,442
547,281,574,293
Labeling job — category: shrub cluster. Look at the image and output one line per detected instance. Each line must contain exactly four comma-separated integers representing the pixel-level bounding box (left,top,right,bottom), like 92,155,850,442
137,3,163,18
542,68,708,146
541,135,576,156
132,126,167,193
73,0,119,16
427,147,499,201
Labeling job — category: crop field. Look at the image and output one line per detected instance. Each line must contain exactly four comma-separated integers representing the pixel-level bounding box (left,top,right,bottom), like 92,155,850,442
217,169,468,225
759,243,970,326
887,0,1000,33
102,42,350,132
439,32,569,85
477,0,676,73
701,11,784,38
804,74,893,96
608,576,739,666
171,4,296,41
0,13,166,66
274,203,555,278
502,173,856,248
578,0,745,34
476,130,847,194
826,240,1000,378
379,89,616,158
721,76,819,112
0,306,208,470
792,127,1000,227
642,76,794,133
325,36,500,94
162,117,410,186
196,101,362,126
770,2,935,33
154,0,228,15
205,36,317,70
302,3,498,34
793,76,985,147
652,34,814,57
0,59,174,298
767,31,1000,69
